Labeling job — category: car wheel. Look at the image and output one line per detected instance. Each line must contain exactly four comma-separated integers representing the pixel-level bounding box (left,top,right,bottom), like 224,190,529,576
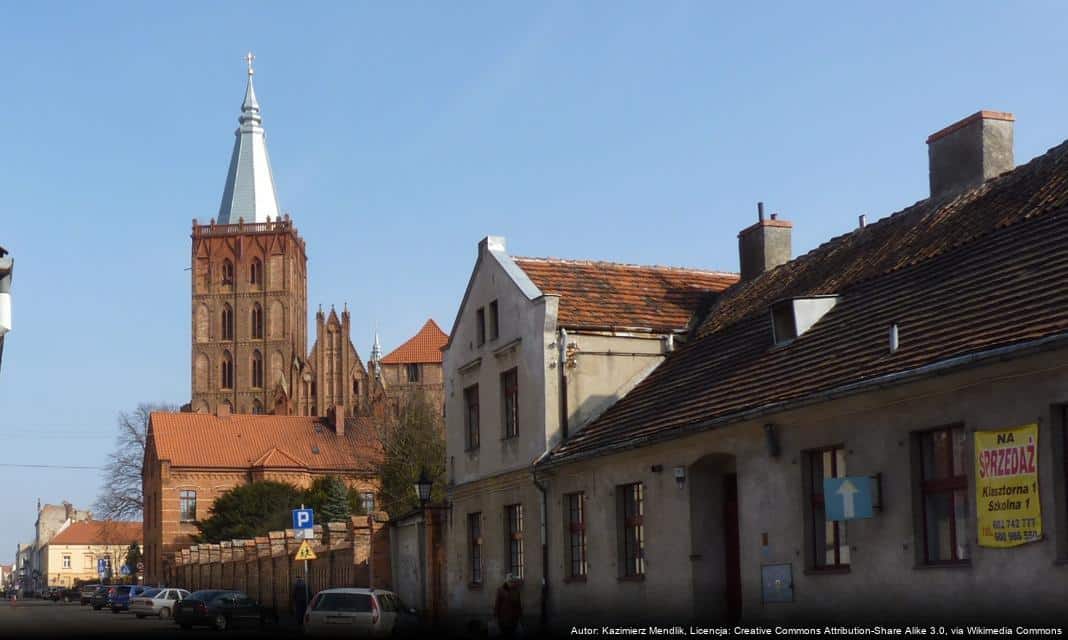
214,614,228,631
160,607,171,619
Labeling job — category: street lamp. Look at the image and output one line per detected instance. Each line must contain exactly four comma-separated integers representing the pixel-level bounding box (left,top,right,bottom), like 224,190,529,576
414,469,432,506
0,245,12,373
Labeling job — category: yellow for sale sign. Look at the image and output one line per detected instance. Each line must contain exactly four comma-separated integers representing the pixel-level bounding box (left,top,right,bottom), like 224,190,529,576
974,424,1041,547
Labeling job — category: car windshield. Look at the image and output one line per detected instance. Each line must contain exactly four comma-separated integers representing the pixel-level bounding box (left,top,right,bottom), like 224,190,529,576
141,588,161,598
190,590,226,601
314,592,372,613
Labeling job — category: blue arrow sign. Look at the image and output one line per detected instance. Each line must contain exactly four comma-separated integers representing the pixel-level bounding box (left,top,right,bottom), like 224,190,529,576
824,476,874,521
120,565,131,576
292,508,314,530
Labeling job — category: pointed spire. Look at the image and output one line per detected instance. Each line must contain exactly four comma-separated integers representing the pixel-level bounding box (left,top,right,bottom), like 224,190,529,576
217,51,281,224
371,328,383,380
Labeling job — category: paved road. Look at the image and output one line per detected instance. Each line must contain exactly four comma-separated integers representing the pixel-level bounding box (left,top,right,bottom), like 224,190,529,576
0,600,300,639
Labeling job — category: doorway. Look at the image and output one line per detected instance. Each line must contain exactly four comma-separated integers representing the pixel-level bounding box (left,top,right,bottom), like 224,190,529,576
689,455,742,623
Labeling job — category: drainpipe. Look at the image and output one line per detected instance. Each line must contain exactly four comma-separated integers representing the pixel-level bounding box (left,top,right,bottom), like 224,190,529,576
531,452,551,630
558,328,569,441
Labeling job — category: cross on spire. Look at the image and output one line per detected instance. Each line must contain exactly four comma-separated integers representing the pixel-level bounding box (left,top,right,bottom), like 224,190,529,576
245,51,255,76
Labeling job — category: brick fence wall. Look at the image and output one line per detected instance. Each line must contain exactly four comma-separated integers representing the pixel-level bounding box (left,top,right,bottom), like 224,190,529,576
162,514,391,616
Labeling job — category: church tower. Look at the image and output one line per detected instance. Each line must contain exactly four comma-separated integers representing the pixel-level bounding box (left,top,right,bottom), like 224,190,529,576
190,54,308,415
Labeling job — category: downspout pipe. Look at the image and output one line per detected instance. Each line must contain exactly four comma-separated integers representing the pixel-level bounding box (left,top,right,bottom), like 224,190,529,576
559,328,569,440
532,450,551,630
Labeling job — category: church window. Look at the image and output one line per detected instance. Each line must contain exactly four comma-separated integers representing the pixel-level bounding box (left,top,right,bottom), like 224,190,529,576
353,379,359,396
251,304,264,339
250,258,263,286
179,490,197,522
406,364,420,383
252,350,264,388
221,351,234,389
222,305,234,341
222,259,234,285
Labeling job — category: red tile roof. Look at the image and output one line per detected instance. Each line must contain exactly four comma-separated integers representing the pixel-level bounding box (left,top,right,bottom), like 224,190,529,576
149,413,381,472
381,319,448,364
547,137,1068,465
49,520,142,546
513,258,738,333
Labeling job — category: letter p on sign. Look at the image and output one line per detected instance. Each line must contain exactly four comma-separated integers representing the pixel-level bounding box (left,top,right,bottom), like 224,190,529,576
293,508,314,530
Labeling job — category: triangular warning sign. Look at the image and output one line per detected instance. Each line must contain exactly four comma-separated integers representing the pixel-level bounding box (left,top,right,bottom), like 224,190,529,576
294,540,318,561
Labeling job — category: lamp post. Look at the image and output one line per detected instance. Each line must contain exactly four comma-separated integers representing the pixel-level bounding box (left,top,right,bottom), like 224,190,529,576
414,469,432,506
0,245,12,373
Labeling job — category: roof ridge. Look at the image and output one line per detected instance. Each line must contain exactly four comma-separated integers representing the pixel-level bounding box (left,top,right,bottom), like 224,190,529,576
513,255,738,277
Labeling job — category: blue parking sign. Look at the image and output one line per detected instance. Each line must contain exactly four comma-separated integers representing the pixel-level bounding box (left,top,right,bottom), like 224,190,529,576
293,508,314,530
823,476,874,521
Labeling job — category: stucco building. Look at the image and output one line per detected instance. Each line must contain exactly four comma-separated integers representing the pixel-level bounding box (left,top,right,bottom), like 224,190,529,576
41,521,141,588
521,110,1068,626
142,409,381,584
442,237,736,624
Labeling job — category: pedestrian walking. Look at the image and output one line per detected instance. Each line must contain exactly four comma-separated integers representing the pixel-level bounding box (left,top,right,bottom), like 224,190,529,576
292,576,309,626
493,574,523,638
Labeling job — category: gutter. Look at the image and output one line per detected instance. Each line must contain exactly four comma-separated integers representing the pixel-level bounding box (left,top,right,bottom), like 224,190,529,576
531,449,552,629
537,329,1068,470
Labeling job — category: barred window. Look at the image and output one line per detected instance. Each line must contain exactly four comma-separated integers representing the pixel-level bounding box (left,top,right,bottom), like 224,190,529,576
619,483,644,577
505,504,524,579
566,492,587,578
468,513,483,585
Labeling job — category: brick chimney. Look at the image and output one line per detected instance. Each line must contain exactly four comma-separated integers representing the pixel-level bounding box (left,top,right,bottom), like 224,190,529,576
216,402,231,419
334,404,346,437
738,202,792,282
927,110,1014,200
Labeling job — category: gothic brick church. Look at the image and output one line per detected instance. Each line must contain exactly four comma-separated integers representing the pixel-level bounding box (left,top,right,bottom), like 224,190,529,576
185,57,421,419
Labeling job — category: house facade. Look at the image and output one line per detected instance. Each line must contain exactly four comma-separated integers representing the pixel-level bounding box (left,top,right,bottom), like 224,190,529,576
378,319,448,415
530,110,1068,625
41,521,141,588
442,236,736,624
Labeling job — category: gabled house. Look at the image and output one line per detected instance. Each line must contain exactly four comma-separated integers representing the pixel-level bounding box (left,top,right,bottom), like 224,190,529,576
442,236,737,624
533,110,1068,625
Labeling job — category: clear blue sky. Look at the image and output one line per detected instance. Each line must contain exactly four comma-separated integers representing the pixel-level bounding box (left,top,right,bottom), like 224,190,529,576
2,1,1067,560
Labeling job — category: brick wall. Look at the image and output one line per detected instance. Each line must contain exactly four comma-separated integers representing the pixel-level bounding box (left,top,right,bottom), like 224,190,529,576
163,514,392,616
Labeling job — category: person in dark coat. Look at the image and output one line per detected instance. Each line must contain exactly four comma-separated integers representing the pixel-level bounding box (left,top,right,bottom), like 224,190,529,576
493,574,523,638
292,576,309,625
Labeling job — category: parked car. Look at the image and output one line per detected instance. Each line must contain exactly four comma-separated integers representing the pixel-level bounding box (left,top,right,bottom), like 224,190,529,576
90,586,111,610
173,590,275,631
109,585,151,613
80,584,100,606
48,587,78,603
130,588,190,619
303,588,418,637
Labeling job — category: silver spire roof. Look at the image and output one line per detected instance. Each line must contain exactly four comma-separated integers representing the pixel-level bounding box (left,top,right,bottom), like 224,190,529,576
217,52,281,224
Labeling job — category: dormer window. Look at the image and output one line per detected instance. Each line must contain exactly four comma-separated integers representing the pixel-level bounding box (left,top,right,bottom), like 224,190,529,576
770,295,839,346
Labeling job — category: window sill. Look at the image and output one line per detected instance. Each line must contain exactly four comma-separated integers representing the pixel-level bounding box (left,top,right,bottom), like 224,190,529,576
804,566,851,575
617,575,645,583
913,561,971,570
563,575,587,584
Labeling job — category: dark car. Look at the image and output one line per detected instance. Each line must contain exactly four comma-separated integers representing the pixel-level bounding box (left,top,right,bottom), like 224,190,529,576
48,587,78,603
109,585,146,613
90,586,111,610
80,584,100,605
173,590,275,631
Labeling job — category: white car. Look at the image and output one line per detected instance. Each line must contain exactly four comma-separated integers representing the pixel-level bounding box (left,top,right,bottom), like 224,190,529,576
303,588,418,637
130,587,191,619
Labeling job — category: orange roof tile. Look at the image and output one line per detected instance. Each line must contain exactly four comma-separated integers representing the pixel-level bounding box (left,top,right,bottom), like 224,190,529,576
513,258,738,333
49,520,142,546
149,413,381,472
381,319,448,364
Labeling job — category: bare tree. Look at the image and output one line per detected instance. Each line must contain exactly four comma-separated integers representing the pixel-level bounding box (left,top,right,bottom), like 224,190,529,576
94,403,178,521
375,391,445,518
